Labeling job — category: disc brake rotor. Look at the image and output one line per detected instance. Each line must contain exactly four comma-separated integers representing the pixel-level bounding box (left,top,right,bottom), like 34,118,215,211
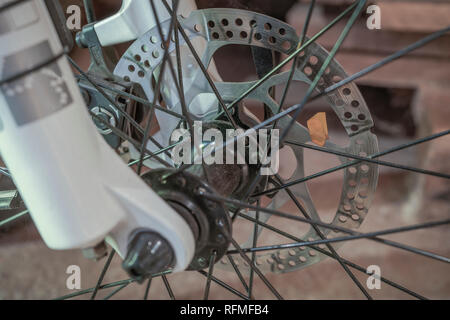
114,8,378,274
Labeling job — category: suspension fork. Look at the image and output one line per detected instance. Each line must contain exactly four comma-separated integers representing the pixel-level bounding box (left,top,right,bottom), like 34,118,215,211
77,0,221,167
0,0,195,278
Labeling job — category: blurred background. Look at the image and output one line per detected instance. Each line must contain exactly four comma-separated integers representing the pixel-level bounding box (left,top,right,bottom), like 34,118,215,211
0,0,449,299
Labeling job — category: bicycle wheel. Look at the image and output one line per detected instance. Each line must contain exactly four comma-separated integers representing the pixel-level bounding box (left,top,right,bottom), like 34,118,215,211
0,0,449,300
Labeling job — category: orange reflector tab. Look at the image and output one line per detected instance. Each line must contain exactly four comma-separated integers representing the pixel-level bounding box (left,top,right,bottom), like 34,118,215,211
307,112,329,147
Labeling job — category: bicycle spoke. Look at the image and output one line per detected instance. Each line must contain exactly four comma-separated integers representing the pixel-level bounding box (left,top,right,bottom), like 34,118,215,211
272,0,316,131
227,255,250,295
168,2,442,178
165,4,212,182
217,0,360,115
162,274,176,300
197,270,250,300
228,220,450,261
229,177,263,224
0,209,28,228
144,277,153,300
230,238,283,300
56,279,134,300
235,212,428,300
196,28,450,167
206,192,450,263
309,26,450,103
286,140,450,179
150,0,194,150
2,0,448,302
203,251,217,300
280,0,367,143
91,250,115,300
171,9,196,137
248,199,260,299
161,1,238,129
255,130,450,196
136,0,180,175
142,1,210,178
274,175,372,299
280,26,450,134
56,270,171,300
240,3,317,265
103,282,129,300
167,2,364,177
127,141,181,167
374,238,450,263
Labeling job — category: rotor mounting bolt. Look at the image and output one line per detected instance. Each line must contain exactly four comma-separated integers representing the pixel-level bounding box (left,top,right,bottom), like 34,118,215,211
216,218,225,227
91,106,116,135
196,187,206,195
216,234,225,244
176,176,186,187
197,257,207,267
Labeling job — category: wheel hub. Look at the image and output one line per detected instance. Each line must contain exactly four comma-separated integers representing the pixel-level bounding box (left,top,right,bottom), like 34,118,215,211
141,168,232,271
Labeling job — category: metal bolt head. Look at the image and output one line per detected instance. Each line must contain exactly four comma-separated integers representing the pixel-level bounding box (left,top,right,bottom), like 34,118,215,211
75,31,88,48
216,234,225,244
176,176,186,187
197,257,207,267
216,218,225,227
196,187,207,195
122,230,175,283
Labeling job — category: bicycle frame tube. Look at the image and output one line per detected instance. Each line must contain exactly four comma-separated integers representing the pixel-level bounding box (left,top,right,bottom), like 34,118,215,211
0,0,195,272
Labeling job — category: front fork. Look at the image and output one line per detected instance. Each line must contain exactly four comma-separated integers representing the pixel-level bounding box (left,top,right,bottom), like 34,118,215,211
0,0,195,277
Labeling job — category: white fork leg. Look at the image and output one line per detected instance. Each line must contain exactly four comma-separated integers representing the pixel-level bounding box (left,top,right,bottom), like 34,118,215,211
0,0,194,272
